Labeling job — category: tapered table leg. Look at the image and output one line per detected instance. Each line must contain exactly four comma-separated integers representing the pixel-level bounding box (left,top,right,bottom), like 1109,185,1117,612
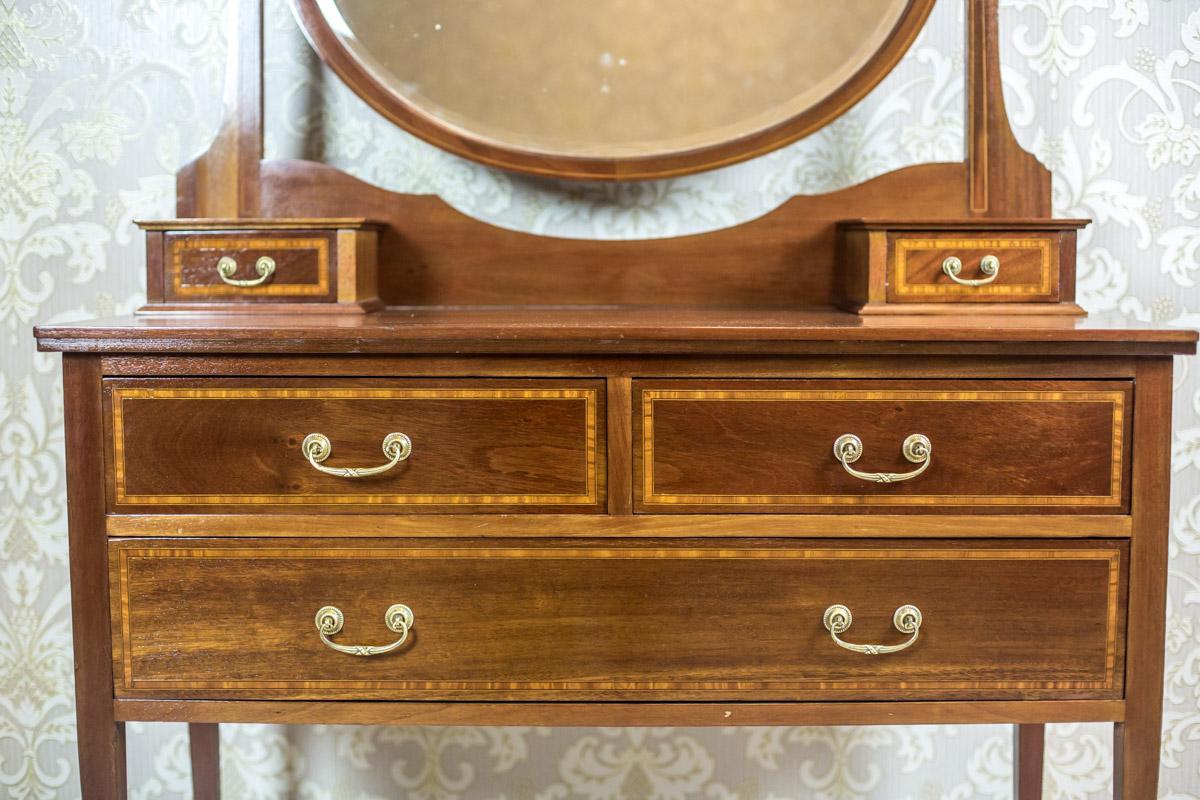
189,723,221,800
1013,724,1044,799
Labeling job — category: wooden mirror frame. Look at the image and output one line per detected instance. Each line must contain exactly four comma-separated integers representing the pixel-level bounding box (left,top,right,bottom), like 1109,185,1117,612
176,0,1050,312
288,0,938,181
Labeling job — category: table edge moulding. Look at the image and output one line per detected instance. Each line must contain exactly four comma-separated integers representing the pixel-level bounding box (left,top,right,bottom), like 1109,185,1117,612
32,1,1198,799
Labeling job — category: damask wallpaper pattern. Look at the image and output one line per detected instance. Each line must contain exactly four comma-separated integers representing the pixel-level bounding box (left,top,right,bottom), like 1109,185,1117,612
1,0,1198,798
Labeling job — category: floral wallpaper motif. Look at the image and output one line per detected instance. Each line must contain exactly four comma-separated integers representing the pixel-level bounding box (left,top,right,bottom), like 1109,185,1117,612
0,0,1198,797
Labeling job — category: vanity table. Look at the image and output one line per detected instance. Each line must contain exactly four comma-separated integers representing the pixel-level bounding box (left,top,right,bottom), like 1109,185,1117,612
35,1,1196,798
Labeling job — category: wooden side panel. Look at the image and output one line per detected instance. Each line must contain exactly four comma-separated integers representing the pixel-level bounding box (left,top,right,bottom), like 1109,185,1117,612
104,378,605,513
64,355,127,798
261,160,969,309
636,380,1132,513
110,538,1126,701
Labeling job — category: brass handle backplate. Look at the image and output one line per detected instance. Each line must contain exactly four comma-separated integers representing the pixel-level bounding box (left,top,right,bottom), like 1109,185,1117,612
217,255,276,287
302,432,412,478
942,254,1000,286
315,604,414,657
823,604,922,655
833,433,931,483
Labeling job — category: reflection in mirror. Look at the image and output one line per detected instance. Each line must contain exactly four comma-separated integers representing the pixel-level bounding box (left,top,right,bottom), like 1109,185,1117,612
266,0,965,239
318,0,911,159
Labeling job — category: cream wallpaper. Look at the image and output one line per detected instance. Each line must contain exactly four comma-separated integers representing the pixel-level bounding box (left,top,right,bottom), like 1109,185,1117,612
2,0,1199,798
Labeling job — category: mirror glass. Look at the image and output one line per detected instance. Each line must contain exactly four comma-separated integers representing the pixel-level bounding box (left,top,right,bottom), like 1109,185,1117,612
311,0,914,160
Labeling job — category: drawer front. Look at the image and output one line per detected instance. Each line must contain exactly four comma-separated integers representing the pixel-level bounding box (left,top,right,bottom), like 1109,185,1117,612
164,232,337,302
636,380,1130,512
109,539,1126,701
888,234,1060,302
105,379,604,512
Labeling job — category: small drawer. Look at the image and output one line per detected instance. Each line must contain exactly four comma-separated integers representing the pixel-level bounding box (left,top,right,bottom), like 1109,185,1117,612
109,538,1126,701
636,379,1130,513
165,231,336,302
890,234,1059,302
104,378,605,512
837,219,1087,314
137,218,380,312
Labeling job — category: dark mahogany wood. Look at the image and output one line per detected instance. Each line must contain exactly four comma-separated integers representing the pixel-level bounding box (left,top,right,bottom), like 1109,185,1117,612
838,219,1087,314
32,307,1199,356
41,1,1198,798
64,355,127,799
1014,724,1045,799
968,0,1051,217
288,0,936,181
635,379,1131,514
1115,357,1174,799
103,377,605,513
188,723,220,800
109,538,1126,701
115,699,1126,727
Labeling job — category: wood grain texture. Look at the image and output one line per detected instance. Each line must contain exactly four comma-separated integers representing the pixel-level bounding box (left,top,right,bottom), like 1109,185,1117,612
32,306,1199,356
104,379,605,512
103,513,1134,539
64,355,127,799
636,380,1131,512
187,723,220,800
109,538,1126,701
967,0,1050,217
114,699,1126,727
890,236,1056,302
95,353,1143,380
262,160,970,310
1114,357,1174,799
837,219,1087,313
165,233,333,300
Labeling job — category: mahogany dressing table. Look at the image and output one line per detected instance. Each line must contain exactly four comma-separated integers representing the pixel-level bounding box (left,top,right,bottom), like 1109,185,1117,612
34,1,1197,797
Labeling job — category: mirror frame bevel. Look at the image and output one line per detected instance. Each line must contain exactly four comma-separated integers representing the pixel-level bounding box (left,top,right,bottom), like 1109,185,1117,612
288,0,938,181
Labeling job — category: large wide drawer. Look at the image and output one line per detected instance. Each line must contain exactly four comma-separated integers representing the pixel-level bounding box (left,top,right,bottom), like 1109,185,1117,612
636,380,1131,513
104,379,604,512
110,538,1126,701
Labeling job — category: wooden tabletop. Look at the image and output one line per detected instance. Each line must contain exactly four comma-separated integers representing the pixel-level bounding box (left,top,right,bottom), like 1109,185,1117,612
33,306,1198,356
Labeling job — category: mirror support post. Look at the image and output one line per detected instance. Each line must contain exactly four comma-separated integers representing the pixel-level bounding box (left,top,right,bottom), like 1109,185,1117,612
966,0,1051,218
177,0,264,218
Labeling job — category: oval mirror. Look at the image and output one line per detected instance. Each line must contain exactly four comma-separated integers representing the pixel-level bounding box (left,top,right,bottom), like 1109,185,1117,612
293,0,935,180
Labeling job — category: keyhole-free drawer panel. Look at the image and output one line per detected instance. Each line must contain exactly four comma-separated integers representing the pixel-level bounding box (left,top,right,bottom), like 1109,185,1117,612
104,379,605,512
109,538,1126,701
636,380,1131,513
889,235,1060,302
165,231,337,301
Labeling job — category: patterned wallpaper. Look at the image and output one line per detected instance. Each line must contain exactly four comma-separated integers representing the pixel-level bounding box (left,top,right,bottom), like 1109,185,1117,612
1,0,1199,798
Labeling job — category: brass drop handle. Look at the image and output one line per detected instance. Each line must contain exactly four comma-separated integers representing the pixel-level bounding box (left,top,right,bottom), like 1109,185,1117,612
216,255,276,287
315,604,414,657
823,604,922,655
302,432,412,478
942,254,1000,286
833,433,931,483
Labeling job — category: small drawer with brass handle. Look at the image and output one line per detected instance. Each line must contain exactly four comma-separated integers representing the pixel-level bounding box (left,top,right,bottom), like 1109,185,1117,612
137,219,381,312
104,377,605,512
108,538,1127,701
636,379,1130,513
836,219,1088,314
